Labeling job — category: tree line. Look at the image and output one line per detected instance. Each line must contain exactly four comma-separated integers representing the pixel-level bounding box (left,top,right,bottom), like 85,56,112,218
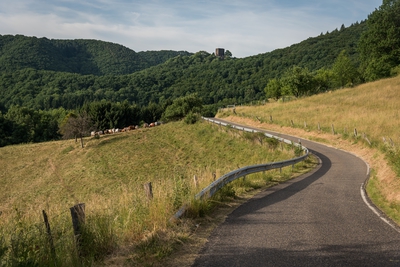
0,94,203,147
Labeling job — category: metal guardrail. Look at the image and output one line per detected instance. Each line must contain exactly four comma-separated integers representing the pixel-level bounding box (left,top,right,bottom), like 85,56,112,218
171,117,309,220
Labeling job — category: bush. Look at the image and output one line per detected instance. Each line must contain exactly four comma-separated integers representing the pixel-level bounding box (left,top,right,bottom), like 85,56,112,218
184,112,200,124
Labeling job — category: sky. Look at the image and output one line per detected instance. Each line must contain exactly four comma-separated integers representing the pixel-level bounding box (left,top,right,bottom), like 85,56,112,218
0,0,383,58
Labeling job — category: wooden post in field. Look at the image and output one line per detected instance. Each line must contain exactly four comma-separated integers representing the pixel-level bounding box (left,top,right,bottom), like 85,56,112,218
291,120,294,127
304,121,307,128
70,203,85,256
193,175,198,188
365,135,371,146
331,124,335,135
42,210,56,260
270,115,273,123
354,128,358,137
212,172,216,181
389,138,394,147
318,122,321,131
144,182,153,200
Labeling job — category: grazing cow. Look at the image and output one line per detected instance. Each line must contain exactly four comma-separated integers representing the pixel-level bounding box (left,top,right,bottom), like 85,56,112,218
149,122,156,127
91,131,96,137
143,123,149,128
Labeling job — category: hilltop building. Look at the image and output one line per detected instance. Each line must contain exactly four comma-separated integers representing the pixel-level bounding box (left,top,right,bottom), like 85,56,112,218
215,48,225,59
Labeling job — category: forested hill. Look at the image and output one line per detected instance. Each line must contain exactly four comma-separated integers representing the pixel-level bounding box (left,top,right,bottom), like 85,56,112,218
0,35,192,75
0,21,366,111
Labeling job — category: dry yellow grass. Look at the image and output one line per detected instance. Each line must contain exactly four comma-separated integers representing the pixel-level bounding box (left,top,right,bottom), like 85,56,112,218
217,75,400,224
0,120,303,265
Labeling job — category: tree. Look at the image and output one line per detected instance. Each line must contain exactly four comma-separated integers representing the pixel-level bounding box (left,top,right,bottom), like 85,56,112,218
332,50,358,88
281,66,314,97
358,0,400,81
161,94,203,122
32,111,61,142
264,78,282,100
59,112,93,148
313,68,335,93
225,50,233,59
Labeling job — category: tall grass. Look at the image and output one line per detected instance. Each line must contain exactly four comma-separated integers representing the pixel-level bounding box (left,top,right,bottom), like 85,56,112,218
0,120,308,266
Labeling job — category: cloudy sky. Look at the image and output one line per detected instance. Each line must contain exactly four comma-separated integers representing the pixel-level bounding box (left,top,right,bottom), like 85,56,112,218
0,0,382,58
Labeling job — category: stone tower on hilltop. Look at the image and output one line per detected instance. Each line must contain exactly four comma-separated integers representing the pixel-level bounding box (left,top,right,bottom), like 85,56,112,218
215,48,225,59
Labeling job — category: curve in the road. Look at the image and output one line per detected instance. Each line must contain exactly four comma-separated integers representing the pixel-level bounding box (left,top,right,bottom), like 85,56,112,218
192,119,400,267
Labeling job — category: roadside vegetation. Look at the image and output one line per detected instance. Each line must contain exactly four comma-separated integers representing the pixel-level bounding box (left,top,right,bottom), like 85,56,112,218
0,120,316,266
217,74,400,225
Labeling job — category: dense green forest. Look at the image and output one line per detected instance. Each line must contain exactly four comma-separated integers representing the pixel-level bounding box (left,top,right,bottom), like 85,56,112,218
1,0,399,147
0,21,366,111
0,35,191,75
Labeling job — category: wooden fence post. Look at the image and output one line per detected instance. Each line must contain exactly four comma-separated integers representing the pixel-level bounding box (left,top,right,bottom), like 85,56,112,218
291,120,294,127
318,122,321,131
212,173,216,181
270,115,273,123
331,124,335,135
354,128,358,137
193,175,198,188
42,210,56,261
70,203,85,256
144,182,153,200
365,135,372,146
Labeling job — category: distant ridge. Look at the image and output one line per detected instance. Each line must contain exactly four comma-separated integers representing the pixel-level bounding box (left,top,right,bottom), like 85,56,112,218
0,21,367,110
0,35,192,75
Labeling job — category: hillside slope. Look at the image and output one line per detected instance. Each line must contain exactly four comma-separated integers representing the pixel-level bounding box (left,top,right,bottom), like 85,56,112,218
0,35,191,75
217,75,400,224
0,120,301,265
0,22,367,111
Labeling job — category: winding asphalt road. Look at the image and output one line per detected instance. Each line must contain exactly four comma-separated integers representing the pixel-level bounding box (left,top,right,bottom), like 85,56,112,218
192,118,400,267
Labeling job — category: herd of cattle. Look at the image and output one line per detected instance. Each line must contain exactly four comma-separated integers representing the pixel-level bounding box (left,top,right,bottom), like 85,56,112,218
90,122,162,137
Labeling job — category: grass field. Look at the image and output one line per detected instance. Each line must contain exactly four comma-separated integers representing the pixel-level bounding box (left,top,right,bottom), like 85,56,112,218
0,120,313,266
217,75,400,226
